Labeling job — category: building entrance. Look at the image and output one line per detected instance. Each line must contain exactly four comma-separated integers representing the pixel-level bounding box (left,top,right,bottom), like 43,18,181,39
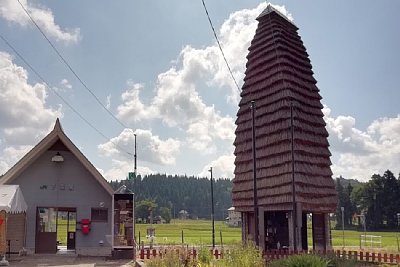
35,207,76,253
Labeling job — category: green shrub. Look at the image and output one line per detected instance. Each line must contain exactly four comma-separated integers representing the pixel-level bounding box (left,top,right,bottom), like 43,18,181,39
269,254,330,267
146,249,181,267
324,253,359,267
197,245,212,264
146,247,196,267
218,242,265,267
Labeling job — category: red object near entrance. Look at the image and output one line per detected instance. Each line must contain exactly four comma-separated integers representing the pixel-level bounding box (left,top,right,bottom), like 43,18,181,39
81,219,90,234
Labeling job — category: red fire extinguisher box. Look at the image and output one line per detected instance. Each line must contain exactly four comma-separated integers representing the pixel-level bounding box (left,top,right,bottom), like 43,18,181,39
81,219,90,234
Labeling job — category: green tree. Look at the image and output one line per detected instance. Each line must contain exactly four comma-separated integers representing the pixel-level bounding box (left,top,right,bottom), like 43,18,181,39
335,178,345,229
136,199,157,223
336,178,358,228
110,173,233,220
159,207,172,223
381,170,400,228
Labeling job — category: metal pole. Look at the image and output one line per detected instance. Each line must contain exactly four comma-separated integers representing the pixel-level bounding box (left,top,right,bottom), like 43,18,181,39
209,167,215,248
290,102,297,251
134,134,137,176
133,134,137,258
363,213,367,248
341,206,345,248
251,100,259,246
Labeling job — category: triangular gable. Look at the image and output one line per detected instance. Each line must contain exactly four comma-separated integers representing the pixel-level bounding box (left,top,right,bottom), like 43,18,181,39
0,119,113,195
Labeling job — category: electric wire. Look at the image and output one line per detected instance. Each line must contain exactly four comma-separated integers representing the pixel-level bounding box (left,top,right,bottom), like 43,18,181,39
16,0,130,130
0,34,133,157
200,0,241,93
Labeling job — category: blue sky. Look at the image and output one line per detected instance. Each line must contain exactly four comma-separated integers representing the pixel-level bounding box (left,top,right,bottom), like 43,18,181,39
0,1,399,181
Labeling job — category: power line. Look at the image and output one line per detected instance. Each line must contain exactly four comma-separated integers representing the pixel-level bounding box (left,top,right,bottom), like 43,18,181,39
0,34,133,157
16,0,129,130
200,0,241,93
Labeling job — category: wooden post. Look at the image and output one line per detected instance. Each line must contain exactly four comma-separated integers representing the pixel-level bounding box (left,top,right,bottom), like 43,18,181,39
181,230,184,244
140,249,144,259
220,231,223,248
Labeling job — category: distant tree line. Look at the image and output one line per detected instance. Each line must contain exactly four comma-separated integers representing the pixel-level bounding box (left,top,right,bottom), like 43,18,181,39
335,170,400,230
109,174,233,223
109,170,400,230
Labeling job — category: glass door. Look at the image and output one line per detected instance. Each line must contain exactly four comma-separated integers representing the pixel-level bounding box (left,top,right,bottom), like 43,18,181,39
36,207,57,253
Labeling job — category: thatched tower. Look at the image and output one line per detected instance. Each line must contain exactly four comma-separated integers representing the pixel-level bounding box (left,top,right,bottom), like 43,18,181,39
232,5,337,251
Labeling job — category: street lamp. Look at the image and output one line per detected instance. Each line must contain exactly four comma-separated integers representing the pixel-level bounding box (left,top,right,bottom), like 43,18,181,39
209,167,215,248
341,207,345,248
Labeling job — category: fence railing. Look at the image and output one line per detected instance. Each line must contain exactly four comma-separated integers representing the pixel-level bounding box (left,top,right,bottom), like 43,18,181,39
265,249,400,265
137,247,400,265
138,247,225,260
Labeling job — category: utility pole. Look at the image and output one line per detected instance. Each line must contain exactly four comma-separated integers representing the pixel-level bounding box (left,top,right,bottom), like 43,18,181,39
251,101,259,246
209,167,215,248
134,134,137,176
133,134,137,259
290,102,297,251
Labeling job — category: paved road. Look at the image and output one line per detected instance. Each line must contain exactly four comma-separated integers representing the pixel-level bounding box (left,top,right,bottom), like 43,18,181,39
5,254,136,267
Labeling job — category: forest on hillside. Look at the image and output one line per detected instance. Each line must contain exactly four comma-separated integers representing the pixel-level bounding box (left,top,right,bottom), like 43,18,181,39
110,174,233,221
109,170,400,230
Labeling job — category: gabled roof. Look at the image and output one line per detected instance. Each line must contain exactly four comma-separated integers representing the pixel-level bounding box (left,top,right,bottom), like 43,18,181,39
0,119,113,195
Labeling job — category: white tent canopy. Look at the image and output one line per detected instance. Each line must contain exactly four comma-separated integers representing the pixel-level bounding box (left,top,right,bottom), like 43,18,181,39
0,185,27,213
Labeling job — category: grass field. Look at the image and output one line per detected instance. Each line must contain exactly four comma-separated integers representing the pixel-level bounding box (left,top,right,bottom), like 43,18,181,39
135,220,239,246
136,219,400,252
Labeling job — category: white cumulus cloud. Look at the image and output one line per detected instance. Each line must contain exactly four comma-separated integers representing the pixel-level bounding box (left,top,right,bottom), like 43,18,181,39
116,81,156,123
198,154,235,179
106,3,293,177
323,105,400,181
60,78,72,89
106,94,111,110
0,145,32,175
98,128,181,166
0,0,80,44
0,51,62,174
114,3,280,152
102,159,154,181
0,51,62,144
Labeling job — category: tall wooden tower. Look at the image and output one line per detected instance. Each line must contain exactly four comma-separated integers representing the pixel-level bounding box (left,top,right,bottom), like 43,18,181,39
232,5,337,251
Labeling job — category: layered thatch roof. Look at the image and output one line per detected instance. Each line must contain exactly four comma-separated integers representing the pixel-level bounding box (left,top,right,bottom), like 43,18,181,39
232,6,337,213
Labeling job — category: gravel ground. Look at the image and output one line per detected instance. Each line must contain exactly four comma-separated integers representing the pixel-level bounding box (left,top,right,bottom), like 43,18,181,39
4,254,136,267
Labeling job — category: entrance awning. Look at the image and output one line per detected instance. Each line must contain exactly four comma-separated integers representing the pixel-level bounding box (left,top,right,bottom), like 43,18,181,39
0,185,28,213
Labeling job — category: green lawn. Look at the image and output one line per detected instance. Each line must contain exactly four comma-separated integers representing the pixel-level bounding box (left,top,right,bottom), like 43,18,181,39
135,220,240,246
329,229,400,251
135,219,400,252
